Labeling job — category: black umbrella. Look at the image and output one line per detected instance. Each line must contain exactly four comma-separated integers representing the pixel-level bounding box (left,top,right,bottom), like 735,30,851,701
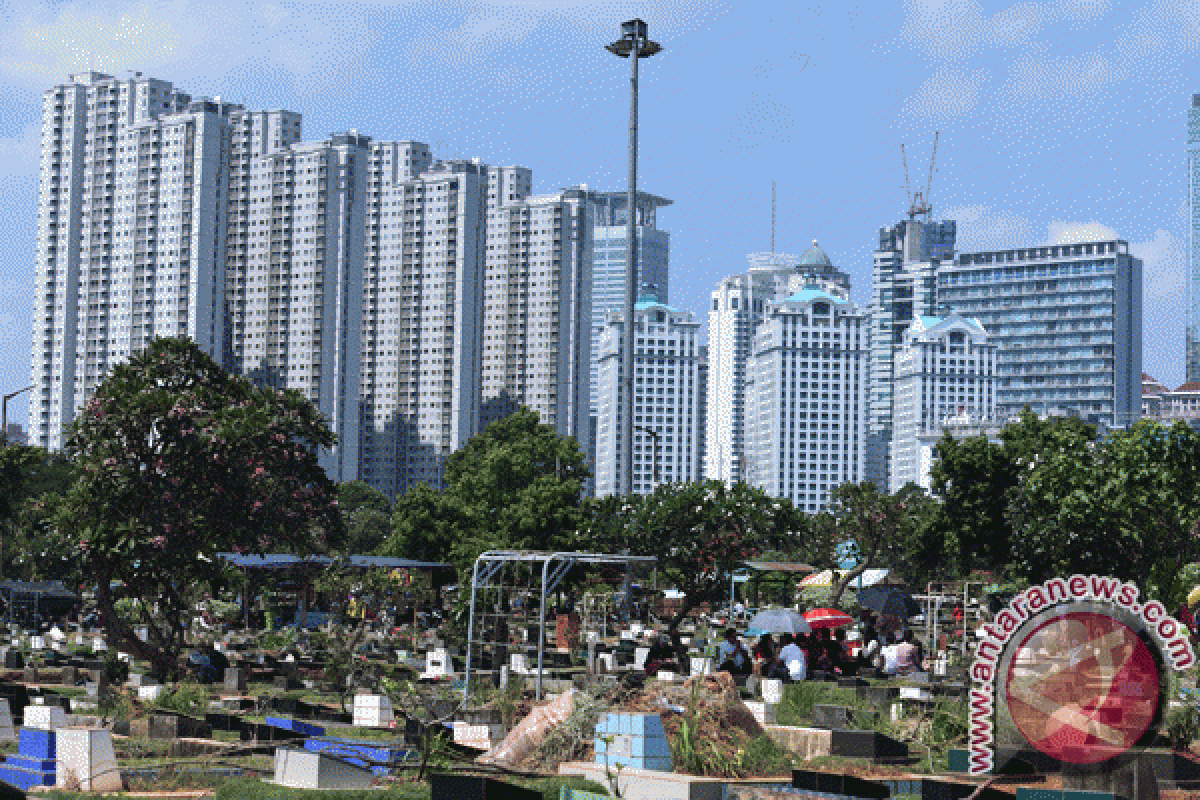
856,585,920,617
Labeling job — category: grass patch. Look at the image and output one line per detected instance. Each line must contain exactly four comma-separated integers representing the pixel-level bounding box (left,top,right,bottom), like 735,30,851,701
775,682,860,724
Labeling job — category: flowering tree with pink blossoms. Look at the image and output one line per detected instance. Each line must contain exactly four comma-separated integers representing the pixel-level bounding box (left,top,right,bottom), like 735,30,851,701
45,338,342,677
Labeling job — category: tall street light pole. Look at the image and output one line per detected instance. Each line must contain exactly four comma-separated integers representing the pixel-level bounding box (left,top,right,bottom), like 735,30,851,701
607,19,661,496
634,425,661,492
1,386,33,444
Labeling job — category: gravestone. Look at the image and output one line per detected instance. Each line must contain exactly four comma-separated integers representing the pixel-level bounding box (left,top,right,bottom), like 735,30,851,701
56,727,122,791
430,773,541,800
792,769,889,799
829,730,909,762
0,700,13,742
812,704,853,730
23,705,65,731
594,712,672,772
0,727,57,789
352,694,394,728
273,747,374,790
60,667,78,687
224,668,247,692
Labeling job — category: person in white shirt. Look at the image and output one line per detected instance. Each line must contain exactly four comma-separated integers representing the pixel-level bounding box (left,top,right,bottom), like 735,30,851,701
778,633,807,682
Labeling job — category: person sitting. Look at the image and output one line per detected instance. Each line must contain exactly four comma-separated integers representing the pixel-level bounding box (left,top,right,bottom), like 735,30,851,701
753,633,777,677
859,623,882,669
810,629,836,674
896,630,921,674
834,629,858,676
778,633,807,682
717,629,752,675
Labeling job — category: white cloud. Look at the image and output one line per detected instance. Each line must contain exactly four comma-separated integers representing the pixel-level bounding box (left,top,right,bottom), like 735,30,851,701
907,66,987,119
1130,228,1187,303
899,0,989,63
1057,0,1112,23
943,204,1037,250
1045,220,1119,244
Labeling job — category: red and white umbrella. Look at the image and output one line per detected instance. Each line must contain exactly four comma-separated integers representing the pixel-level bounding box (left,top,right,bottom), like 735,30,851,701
802,608,855,629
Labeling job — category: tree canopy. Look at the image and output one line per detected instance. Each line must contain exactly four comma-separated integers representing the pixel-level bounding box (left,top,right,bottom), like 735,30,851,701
42,338,342,677
581,480,803,630
382,408,590,572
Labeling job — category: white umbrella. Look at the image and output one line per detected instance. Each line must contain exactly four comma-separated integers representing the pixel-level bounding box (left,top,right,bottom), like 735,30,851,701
746,608,812,635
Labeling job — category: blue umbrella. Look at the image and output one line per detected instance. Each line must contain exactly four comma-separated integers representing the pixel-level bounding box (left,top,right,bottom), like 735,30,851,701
856,586,919,618
745,608,812,635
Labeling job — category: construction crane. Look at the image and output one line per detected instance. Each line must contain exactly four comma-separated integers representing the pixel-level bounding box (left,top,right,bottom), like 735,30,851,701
901,131,939,220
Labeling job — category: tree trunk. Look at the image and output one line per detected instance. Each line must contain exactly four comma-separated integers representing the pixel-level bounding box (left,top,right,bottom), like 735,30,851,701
95,577,183,680
828,563,870,610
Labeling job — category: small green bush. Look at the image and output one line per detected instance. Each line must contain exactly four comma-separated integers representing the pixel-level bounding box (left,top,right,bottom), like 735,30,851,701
153,681,209,717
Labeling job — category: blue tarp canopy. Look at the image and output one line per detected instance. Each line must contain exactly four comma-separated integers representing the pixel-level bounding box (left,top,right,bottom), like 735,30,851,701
216,553,452,571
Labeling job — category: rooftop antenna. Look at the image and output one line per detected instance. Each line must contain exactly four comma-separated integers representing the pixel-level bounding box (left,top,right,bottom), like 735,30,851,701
771,180,777,254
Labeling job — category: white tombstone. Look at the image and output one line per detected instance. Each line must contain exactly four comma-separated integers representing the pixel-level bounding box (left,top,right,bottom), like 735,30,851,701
452,721,503,750
29,636,46,650
134,626,149,643
0,699,13,741
137,685,165,702
655,670,677,682
56,727,122,791
116,652,131,663
761,679,784,704
598,653,616,672
510,653,531,674
690,657,714,677
419,648,452,679
274,748,373,790
633,647,651,671
92,640,107,652
48,627,65,643
25,705,66,730
352,694,394,728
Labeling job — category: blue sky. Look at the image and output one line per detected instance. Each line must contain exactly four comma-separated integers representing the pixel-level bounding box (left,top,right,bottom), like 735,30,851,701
0,0,1196,426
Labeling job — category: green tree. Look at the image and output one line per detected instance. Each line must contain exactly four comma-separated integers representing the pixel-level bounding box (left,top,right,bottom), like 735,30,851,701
382,408,589,572
931,410,1098,578
826,482,924,609
582,480,801,631
1008,418,1200,589
43,338,343,677
336,481,393,556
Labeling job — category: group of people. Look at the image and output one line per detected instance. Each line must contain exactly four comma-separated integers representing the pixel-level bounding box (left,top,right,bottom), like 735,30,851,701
716,627,858,681
715,621,926,681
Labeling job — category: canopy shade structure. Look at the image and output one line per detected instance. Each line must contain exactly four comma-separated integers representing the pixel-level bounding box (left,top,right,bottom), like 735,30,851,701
217,553,452,571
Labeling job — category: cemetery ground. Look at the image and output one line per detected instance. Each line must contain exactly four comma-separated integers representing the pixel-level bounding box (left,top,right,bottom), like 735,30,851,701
5,626,1200,799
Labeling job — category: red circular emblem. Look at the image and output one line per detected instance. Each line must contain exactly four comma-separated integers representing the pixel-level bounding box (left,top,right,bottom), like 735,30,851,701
1005,611,1160,765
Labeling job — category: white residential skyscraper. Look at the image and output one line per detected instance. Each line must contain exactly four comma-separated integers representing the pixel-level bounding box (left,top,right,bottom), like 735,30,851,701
481,186,595,453
227,132,371,481
31,72,304,449
745,287,867,511
595,296,704,496
705,243,850,485
358,151,498,497
889,314,996,493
